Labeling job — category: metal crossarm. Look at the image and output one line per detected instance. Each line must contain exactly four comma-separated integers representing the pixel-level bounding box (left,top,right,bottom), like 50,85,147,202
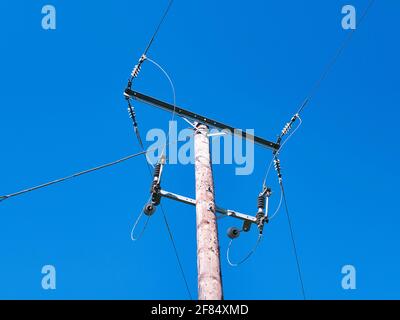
124,88,280,152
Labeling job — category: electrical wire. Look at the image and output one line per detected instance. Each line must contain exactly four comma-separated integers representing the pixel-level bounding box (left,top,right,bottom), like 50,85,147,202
280,180,306,300
128,0,175,87
126,58,192,299
262,117,303,188
258,0,375,297
227,233,263,267
160,204,193,300
182,117,197,130
296,0,376,115
130,210,150,241
130,196,152,241
0,150,146,202
0,138,185,203
128,128,193,299
146,57,177,159
262,0,375,187
256,1,375,296
128,147,194,301
146,57,176,120
143,0,175,57
268,188,283,221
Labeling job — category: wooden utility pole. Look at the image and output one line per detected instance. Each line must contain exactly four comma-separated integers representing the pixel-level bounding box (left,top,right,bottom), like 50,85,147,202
194,123,223,300
125,90,278,300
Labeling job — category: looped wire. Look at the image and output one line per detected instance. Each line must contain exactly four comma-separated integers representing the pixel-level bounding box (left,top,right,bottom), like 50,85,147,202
130,197,152,241
227,233,263,267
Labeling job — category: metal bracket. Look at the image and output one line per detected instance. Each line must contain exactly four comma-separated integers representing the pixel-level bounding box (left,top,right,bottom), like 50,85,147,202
159,189,258,225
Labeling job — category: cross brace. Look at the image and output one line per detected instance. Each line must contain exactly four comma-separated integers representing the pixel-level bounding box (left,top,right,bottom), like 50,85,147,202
124,88,280,152
159,189,258,225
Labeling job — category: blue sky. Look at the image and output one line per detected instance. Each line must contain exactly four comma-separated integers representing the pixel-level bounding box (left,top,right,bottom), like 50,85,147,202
0,0,399,299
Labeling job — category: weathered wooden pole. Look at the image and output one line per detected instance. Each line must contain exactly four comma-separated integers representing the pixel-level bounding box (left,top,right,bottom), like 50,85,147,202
194,123,223,300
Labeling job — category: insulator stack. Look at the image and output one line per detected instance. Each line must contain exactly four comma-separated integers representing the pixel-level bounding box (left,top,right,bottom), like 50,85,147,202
274,158,282,180
274,158,280,170
127,106,136,120
130,55,147,79
281,122,292,136
257,195,266,210
153,163,162,179
281,114,299,136
131,64,142,79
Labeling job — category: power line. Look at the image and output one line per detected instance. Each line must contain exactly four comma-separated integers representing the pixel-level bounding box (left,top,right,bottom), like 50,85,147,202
128,0,175,87
143,0,175,57
0,139,185,203
280,180,306,300
132,142,194,300
262,0,376,188
126,57,192,299
257,2,376,297
261,2,376,297
263,116,303,187
0,150,147,202
297,0,376,115
160,205,193,300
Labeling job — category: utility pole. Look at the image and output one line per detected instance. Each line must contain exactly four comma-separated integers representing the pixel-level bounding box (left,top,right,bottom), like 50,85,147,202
194,123,223,300
125,89,275,301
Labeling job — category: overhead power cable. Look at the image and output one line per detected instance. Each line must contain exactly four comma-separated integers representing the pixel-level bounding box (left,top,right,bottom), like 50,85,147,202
139,60,191,298
261,0,376,219
297,0,376,115
0,150,145,202
128,0,175,87
280,180,306,300
126,53,192,299
271,154,306,299
160,204,193,300
263,116,303,188
143,0,175,57
0,139,183,203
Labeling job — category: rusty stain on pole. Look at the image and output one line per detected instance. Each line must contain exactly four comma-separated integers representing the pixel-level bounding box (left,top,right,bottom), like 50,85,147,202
194,123,223,300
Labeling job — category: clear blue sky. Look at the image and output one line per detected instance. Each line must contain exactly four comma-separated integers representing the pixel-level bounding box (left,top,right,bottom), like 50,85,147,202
0,0,399,299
